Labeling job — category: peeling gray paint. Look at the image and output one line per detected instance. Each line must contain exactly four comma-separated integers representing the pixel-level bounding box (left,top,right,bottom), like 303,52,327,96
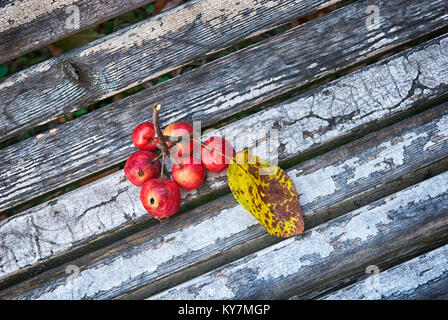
2,103,447,299
150,172,448,300
1,34,448,287
0,0,78,32
322,244,448,300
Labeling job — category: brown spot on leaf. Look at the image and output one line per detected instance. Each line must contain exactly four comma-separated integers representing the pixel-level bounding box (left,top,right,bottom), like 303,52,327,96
228,149,304,238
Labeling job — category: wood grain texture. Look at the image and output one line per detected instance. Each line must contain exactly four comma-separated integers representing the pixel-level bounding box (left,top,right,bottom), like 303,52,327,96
321,244,448,300
0,0,156,64
1,103,448,299
149,171,448,300
1,29,448,212
1,33,448,286
0,0,347,141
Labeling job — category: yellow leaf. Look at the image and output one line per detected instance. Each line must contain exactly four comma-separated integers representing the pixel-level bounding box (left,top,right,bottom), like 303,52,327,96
227,149,304,238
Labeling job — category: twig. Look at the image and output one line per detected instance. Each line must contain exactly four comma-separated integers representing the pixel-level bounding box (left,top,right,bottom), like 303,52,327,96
160,154,166,181
151,153,162,163
192,138,257,181
152,104,170,156
191,138,234,162
153,104,171,181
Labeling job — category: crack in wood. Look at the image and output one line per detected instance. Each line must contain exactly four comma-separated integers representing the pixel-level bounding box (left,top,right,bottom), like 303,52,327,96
75,186,129,222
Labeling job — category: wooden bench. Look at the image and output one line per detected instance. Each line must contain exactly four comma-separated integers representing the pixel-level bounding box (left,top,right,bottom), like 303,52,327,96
0,0,447,300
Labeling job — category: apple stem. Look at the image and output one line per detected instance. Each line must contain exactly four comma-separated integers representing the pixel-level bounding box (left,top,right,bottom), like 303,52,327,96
152,105,234,169
191,138,235,162
160,153,166,182
151,153,162,163
152,104,170,156
152,104,171,182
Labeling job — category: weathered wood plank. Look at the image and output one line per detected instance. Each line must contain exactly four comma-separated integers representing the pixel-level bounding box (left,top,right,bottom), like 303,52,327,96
321,244,448,300
149,171,448,300
1,29,448,212
1,103,448,299
0,0,155,64
0,0,347,141
1,33,448,287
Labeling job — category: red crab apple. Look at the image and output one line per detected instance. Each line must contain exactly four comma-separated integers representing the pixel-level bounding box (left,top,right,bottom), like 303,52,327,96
201,136,235,173
124,151,161,186
163,122,198,160
140,178,181,219
132,122,159,151
172,156,205,190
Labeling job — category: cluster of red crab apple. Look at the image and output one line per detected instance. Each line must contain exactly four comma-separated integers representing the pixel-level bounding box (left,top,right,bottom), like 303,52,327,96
124,119,235,220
